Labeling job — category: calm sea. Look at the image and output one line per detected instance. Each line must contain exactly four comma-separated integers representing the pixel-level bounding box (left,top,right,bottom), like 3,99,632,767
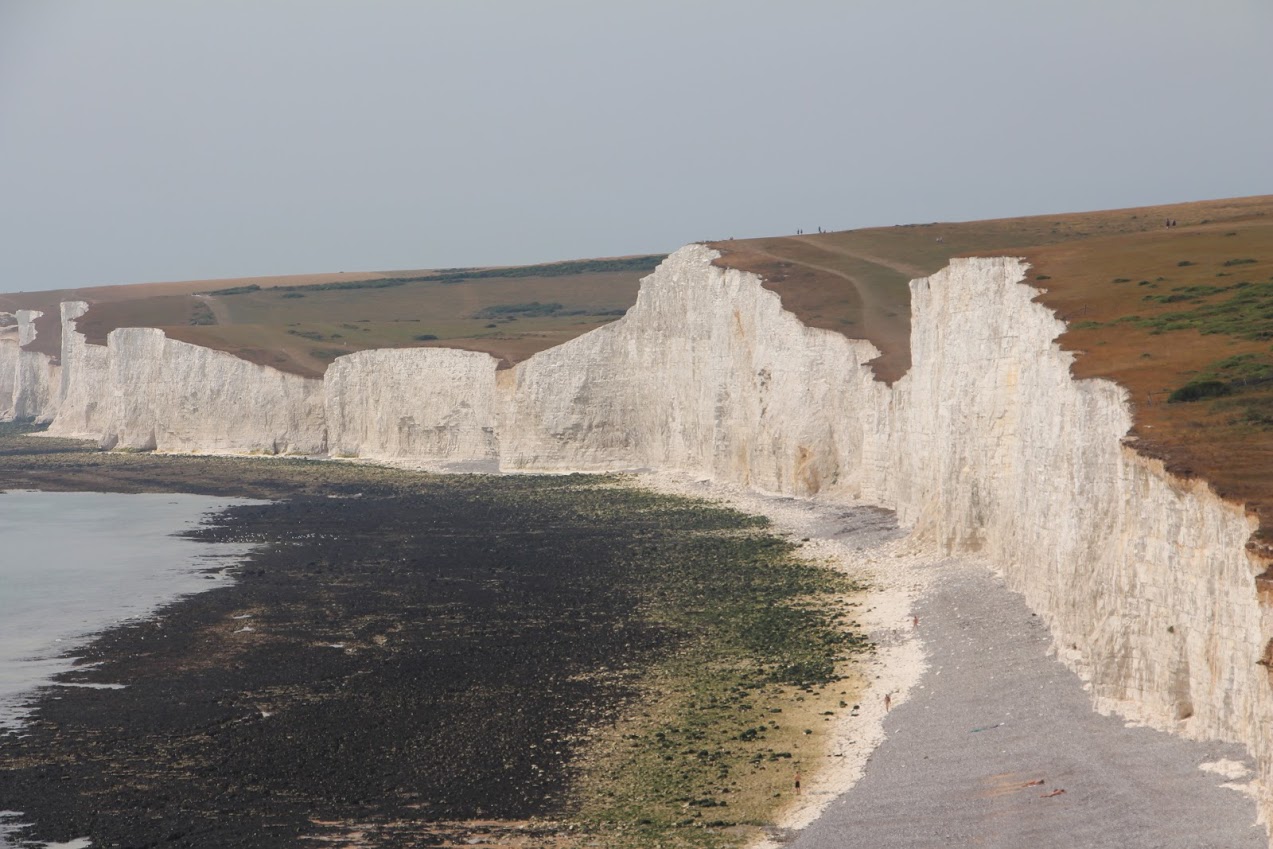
0,491,261,730
0,490,260,848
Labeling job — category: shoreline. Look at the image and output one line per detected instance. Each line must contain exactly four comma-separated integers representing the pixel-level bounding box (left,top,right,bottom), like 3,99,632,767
0,490,261,733
637,473,1268,848
633,473,932,844
0,448,867,848
3,427,1265,847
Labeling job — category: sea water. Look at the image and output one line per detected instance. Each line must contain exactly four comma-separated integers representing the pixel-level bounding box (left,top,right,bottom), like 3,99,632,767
0,491,261,730
0,490,260,848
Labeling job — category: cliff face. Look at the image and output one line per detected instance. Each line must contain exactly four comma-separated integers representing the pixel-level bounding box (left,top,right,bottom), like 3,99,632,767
0,310,62,423
100,328,326,454
39,303,325,454
48,301,110,439
889,259,1268,758
0,314,18,421
325,347,499,470
501,249,889,488
18,245,1273,832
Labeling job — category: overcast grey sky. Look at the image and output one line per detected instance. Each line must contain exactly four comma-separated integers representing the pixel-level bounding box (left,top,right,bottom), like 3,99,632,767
2,1,1270,291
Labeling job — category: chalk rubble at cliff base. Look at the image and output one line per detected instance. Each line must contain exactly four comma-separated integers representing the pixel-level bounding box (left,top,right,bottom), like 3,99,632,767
5,243,1272,840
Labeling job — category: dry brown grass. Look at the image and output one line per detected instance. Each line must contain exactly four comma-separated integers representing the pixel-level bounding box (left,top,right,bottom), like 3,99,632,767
0,265,648,375
713,195,1273,552
1017,218,1273,552
0,270,423,360
709,196,1273,383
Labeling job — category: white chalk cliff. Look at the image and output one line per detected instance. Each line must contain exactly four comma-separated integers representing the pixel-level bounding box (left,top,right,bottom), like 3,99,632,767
0,313,19,421
325,347,499,470
47,315,325,454
5,245,1272,834
0,310,61,424
49,301,111,439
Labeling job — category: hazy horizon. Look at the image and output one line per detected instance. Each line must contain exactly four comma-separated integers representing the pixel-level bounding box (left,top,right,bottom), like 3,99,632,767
3,1,1271,292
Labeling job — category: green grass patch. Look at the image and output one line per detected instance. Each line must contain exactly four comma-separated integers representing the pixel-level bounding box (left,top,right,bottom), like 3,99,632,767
476,301,566,318
1238,396,1273,428
188,301,217,326
1166,352,1273,422
1168,380,1232,403
566,491,868,848
203,283,263,296
1200,352,1273,386
474,301,627,320
1129,281,1273,341
199,256,665,297
429,256,663,283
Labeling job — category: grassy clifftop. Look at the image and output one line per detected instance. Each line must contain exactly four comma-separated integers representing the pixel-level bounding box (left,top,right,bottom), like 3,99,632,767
0,255,662,376
710,194,1273,551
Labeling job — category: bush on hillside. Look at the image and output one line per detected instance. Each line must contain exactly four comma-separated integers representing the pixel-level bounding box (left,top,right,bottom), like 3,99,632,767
1167,380,1232,403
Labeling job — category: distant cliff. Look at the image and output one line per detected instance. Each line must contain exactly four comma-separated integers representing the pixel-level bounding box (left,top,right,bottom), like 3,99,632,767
0,309,59,424
7,245,1272,838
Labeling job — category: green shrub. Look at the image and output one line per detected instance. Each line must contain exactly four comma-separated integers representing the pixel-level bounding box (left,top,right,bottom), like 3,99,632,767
475,302,564,319
204,283,261,296
188,301,217,326
1168,380,1232,403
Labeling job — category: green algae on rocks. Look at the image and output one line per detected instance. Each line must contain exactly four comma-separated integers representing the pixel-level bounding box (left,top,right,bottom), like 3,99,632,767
0,429,869,849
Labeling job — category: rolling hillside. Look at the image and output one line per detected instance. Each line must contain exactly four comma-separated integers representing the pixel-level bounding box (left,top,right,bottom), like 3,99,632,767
0,257,661,376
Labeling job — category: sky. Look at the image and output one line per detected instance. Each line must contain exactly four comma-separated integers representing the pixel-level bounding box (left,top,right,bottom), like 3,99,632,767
2,1,1271,292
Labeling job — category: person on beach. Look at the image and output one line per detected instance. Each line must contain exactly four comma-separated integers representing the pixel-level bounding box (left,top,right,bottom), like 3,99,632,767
794,769,802,795
884,692,892,711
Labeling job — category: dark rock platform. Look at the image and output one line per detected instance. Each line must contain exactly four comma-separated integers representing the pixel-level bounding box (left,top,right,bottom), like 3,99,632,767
0,476,685,847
